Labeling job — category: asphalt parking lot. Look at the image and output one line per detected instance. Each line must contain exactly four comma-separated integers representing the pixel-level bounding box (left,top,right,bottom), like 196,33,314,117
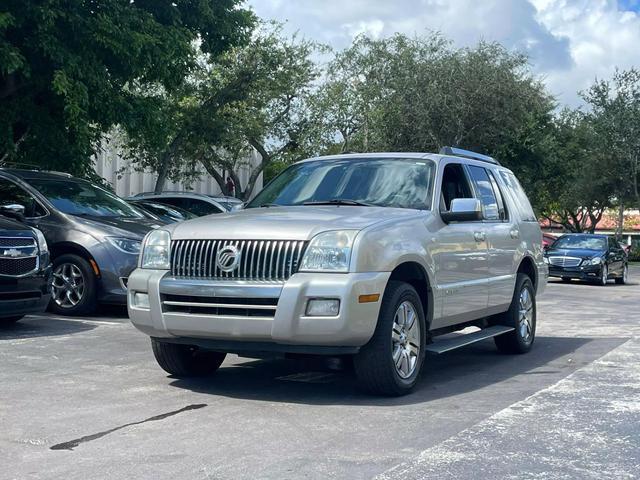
2,269,639,480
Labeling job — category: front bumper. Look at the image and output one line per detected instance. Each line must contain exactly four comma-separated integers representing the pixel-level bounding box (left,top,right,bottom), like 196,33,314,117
548,263,602,280
127,269,390,350
0,265,52,317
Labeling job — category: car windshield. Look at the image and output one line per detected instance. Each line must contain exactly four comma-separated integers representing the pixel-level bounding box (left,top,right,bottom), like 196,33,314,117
247,158,436,210
29,179,144,218
552,235,606,250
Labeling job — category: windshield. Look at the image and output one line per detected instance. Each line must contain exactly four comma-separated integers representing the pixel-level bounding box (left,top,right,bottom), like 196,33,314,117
552,235,606,251
247,158,436,210
29,179,144,218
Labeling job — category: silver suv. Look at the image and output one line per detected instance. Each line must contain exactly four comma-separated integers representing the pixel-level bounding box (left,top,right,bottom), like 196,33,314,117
128,148,547,396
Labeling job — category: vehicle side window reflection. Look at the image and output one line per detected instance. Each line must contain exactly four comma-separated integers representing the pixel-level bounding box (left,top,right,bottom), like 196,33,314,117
487,170,508,221
467,165,500,221
0,178,47,218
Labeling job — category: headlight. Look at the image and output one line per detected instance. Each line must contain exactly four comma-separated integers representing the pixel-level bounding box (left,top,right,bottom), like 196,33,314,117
107,237,142,254
299,230,358,272
140,230,171,269
33,228,49,254
543,256,549,264
587,257,602,266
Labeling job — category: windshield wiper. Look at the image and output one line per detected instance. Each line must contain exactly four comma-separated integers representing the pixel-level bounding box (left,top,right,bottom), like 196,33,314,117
258,203,282,208
303,199,374,207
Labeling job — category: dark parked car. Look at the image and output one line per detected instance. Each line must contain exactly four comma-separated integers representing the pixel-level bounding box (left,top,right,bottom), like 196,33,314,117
129,192,240,216
544,234,628,285
0,169,163,315
128,199,197,224
0,210,52,325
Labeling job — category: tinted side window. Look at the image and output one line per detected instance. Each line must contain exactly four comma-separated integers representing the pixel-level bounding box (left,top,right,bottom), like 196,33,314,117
487,170,507,221
186,199,223,216
0,178,46,218
499,171,536,222
467,165,499,221
440,163,474,212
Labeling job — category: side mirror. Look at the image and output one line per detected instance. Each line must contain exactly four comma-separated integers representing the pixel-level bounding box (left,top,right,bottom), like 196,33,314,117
0,203,26,222
441,198,482,223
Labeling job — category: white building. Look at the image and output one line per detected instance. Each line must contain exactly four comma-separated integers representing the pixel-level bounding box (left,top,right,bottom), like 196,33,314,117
93,136,262,198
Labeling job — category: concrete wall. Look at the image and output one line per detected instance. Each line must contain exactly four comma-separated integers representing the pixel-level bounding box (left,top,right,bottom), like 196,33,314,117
93,136,262,198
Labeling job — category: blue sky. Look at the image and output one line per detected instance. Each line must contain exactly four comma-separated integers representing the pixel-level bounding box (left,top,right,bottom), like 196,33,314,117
246,0,640,107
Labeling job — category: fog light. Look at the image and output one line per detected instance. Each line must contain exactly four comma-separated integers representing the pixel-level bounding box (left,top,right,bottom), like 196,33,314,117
305,299,340,317
133,292,150,309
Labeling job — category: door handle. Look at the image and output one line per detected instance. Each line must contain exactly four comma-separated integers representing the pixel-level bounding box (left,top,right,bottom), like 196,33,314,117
510,228,520,239
474,231,486,242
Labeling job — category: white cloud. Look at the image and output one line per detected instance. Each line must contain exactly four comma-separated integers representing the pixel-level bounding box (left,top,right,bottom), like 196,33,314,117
247,0,640,106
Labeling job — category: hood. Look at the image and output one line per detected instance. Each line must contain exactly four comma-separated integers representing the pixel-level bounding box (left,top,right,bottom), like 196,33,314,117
0,214,31,232
170,205,423,241
70,214,163,239
546,248,604,259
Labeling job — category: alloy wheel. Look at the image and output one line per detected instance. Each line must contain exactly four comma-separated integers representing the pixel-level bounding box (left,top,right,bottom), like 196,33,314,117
391,300,421,379
518,286,534,343
52,263,85,309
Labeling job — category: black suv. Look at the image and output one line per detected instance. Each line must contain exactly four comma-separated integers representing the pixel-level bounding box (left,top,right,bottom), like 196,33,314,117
544,234,628,286
0,211,51,324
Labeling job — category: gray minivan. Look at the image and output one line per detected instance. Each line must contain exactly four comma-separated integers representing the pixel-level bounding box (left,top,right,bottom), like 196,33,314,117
0,169,163,315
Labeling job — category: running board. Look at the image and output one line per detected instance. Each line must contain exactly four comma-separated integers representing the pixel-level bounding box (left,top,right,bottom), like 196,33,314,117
425,325,514,354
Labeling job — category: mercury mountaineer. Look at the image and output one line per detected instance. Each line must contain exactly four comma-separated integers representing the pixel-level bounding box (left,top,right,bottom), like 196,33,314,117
128,148,547,396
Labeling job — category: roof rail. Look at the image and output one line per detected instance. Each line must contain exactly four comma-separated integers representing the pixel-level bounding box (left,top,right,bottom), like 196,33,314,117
439,146,500,165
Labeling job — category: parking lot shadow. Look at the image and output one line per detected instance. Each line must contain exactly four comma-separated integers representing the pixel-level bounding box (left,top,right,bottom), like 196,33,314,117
169,335,624,407
0,316,96,340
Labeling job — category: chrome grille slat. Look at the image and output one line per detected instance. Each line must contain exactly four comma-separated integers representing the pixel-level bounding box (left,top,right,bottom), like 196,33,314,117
549,256,582,267
170,239,307,281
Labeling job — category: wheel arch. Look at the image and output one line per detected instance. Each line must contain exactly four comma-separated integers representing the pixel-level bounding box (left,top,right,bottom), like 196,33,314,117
517,255,537,290
50,242,100,277
387,261,433,328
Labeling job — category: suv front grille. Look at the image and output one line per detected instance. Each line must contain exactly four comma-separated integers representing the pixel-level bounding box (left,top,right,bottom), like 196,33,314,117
170,239,307,281
162,294,277,318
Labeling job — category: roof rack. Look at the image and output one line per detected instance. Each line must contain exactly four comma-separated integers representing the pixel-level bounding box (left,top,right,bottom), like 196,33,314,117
439,146,500,165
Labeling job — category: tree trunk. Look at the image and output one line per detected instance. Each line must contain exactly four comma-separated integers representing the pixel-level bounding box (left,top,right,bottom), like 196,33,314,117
617,204,624,239
154,153,170,193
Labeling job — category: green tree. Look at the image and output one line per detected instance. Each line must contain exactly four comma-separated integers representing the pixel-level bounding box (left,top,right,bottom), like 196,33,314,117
0,0,253,176
535,110,615,233
581,68,640,211
129,24,322,199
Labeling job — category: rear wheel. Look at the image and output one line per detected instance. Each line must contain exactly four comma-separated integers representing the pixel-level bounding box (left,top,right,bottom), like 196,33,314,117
615,264,628,285
494,273,536,354
354,281,426,396
151,338,226,377
0,316,24,326
50,254,97,316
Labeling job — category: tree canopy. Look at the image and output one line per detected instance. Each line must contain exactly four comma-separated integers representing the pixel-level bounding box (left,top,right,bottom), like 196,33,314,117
0,0,254,176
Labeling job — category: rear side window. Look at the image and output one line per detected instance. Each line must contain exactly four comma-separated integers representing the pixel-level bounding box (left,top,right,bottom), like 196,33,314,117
499,171,536,222
467,165,499,221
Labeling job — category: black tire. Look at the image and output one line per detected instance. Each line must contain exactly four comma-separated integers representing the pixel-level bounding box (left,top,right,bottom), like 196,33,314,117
151,338,226,377
354,281,426,396
49,254,97,316
561,277,572,283
0,316,24,326
615,264,628,285
599,264,608,286
494,273,536,354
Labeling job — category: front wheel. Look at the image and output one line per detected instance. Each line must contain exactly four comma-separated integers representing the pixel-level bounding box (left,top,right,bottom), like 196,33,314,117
151,339,226,377
354,281,426,396
494,273,536,354
49,254,97,316
599,264,609,286
615,264,628,285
